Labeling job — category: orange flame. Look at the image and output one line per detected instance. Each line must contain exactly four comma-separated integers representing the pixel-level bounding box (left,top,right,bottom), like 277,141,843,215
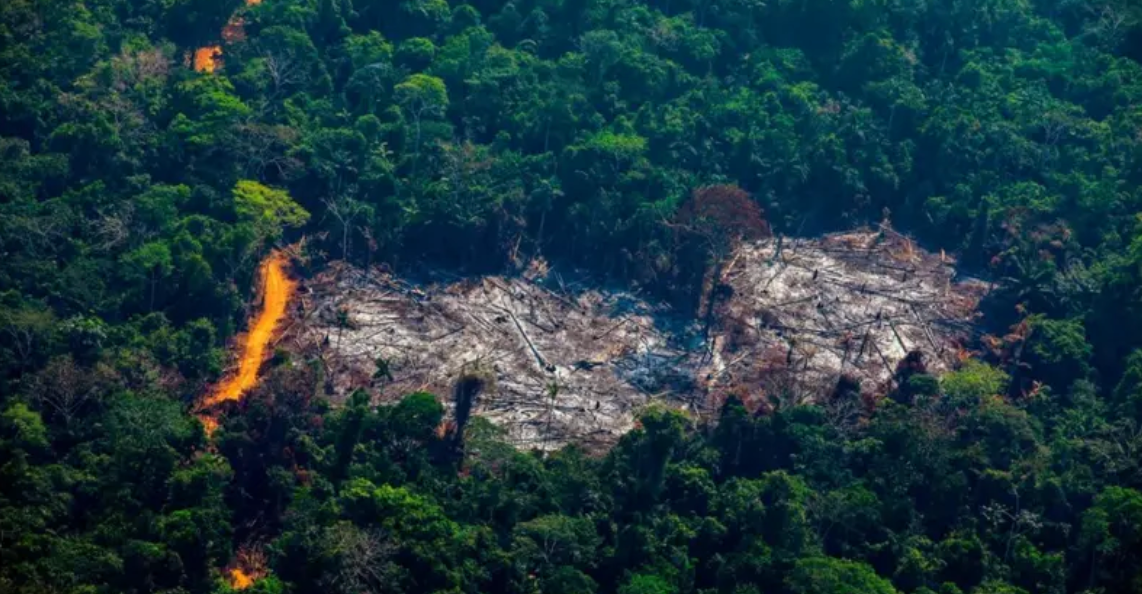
205,250,295,408
229,568,254,589
225,546,267,589
199,414,219,435
191,0,261,73
193,46,222,73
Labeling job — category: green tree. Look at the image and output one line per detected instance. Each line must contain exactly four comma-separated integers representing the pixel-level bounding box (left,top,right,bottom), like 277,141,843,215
786,557,898,594
394,73,449,167
1080,487,1142,592
619,573,677,594
232,180,310,250
121,241,173,311
941,362,1010,406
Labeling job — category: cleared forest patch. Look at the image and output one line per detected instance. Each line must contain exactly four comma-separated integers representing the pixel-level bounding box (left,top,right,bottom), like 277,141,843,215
288,228,986,450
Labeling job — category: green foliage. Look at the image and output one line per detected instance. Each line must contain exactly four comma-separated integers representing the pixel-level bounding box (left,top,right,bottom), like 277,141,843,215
0,402,48,452
620,573,678,594
514,514,600,564
389,391,444,441
1081,487,1142,591
232,180,311,243
396,37,437,70
1111,350,1142,422
394,73,449,117
4,0,1142,592
787,557,899,594
942,362,1010,406
1023,316,1093,392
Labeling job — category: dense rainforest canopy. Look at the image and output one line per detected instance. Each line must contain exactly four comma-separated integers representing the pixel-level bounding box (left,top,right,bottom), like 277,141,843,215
4,0,1142,592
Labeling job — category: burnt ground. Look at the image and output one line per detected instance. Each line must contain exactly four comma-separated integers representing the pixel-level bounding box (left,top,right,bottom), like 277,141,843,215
284,227,987,451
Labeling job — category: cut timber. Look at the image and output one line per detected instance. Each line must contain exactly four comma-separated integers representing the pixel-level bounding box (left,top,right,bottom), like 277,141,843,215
508,310,551,372
888,319,909,355
593,316,632,340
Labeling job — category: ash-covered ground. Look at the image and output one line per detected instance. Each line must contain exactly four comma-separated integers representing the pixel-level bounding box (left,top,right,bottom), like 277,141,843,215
288,228,986,451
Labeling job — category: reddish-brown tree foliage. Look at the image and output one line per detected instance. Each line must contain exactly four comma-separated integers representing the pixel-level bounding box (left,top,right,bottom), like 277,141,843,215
675,185,771,254
672,184,771,319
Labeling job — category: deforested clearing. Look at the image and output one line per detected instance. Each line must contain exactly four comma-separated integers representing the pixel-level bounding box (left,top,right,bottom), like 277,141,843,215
291,228,986,450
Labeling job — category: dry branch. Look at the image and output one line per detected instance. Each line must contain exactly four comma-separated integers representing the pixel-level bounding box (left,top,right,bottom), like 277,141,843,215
507,310,551,372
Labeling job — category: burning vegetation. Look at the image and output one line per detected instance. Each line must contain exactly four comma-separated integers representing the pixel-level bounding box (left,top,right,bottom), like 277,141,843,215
192,46,223,73
189,0,262,73
198,250,295,431
225,546,267,590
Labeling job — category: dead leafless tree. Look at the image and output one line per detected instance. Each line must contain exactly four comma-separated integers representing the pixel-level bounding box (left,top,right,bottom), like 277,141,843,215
29,356,112,426
822,375,864,438
1084,2,1134,49
320,523,397,594
322,188,368,262
263,51,307,100
111,47,170,92
983,486,1043,563
236,123,303,179
93,206,133,252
